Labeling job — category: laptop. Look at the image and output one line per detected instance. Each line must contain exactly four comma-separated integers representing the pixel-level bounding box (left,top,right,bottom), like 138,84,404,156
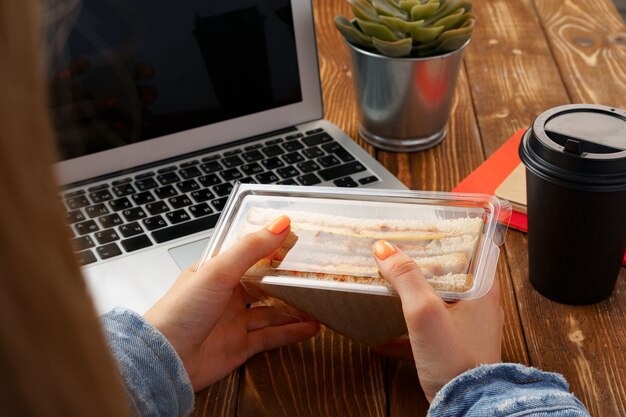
47,0,406,314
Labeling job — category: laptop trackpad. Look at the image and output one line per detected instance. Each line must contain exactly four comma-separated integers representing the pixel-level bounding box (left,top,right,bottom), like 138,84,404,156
168,238,210,270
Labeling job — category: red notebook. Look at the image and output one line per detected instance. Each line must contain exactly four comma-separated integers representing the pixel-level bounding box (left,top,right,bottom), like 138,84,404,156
452,129,626,265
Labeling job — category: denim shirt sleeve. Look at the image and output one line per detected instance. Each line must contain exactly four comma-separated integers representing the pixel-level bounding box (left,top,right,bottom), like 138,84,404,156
101,308,195,417
428,363,590,417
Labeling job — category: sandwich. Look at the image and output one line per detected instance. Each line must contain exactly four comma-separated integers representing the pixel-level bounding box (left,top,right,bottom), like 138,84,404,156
242,207,484,293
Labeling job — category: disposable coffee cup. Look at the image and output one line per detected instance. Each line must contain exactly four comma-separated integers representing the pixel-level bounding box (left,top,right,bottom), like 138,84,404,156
519,104,626,305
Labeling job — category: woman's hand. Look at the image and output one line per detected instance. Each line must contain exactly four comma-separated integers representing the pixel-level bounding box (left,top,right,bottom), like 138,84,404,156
144,216,319,392
371,240,503,402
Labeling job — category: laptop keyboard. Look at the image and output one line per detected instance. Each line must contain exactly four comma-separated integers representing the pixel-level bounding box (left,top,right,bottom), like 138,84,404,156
62,128,381,266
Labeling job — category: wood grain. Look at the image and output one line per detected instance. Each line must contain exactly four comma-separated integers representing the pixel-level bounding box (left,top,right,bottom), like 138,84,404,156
532,0,626,108
190,373,238,417
237,329,387,417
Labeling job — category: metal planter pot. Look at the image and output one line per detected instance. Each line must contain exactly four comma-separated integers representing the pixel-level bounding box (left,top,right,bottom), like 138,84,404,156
347,40,469,152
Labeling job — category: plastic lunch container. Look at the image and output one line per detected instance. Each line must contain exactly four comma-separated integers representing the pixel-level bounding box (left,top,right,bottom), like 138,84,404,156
198,183,511,345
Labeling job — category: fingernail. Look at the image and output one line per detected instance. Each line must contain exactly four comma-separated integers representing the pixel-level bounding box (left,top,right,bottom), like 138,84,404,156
373,240,396,260
266,215,290,235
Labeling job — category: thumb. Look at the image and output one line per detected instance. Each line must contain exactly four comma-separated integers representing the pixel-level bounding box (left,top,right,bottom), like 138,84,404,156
198,215,291,291
372,240,441,312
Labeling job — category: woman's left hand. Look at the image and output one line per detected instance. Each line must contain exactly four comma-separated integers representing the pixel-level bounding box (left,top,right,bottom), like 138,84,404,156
144,216,319,391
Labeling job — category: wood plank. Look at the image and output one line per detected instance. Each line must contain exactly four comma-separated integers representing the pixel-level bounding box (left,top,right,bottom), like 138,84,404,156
464,0,571,155
533,0,626,108
191,373,238,417
237,329,386,417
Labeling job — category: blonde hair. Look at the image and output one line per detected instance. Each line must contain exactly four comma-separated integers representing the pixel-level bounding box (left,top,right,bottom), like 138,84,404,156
0,1,133,415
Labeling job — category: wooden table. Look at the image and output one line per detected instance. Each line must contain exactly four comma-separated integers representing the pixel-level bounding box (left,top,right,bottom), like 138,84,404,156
192,1,626,416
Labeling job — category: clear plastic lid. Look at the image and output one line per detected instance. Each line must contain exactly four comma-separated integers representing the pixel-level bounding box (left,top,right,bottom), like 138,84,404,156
198,183,511,301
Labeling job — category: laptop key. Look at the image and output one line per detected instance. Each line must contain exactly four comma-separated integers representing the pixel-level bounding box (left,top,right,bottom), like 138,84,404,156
221,155,244,168
297,160,320,173
283,140,304,151
112,183,136,197
132,191,156,205
180,160,199,168
261,157,284,170
277,179,298,185
283,152,305,164
65,210,85,224
77,250,97,266
157,172,180,185
94,229,120,245
296,173,322,186
89,189,114,203
190,189,214,203
224,149,242,156
75,220,99,235
318,155,340,167
276,166,299,179
322,143,355,162
286,133,303,140
99,213,123,229
303,147,324,159
214,183,233,197
154,185,177,199
121,235,153,252
66,195,90,210
112,177,132,185
262,145,284,157
166,209,191,224
244,143,263,151
319,161,366,181
157,166,177,174
211,197,229,211
145,202,169,215
305,128,324,135
96,243,122,260
143,215,167,231
266,138,283,145
72,235,95,251
334,177,359,187
197,174,221,187
109,197,132,211
359,175,379,185
179,166,202,179
189,203,213,218
64,190,85,199
135,177,159,191
220,168,243,182
135,172,156,180
256,172,279,184
201,154,220,162
303,133,333,147
168,195,193,209
241,162,264,176
85,204,110,218
119,222,144,237
200,160,223,173
242,150,264,162
177,179,200,193
122,207,147,221
151,214,220,243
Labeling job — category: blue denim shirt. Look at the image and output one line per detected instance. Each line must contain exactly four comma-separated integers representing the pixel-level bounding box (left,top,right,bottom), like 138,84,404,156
102,308,590,417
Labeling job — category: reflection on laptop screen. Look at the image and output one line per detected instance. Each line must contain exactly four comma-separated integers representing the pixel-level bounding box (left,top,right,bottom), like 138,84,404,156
47,0,302,161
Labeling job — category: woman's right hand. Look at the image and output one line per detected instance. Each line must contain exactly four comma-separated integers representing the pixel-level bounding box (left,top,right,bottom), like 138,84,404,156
371,240,504,402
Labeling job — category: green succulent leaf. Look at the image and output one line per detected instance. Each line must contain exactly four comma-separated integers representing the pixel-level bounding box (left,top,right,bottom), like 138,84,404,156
398,0,421,13
372,37,413,57
434,8,465,30
334,16,374,48
357,18,401,41
348,0,381,22
380,16,444,42
410,2,441,21
371,0,407,18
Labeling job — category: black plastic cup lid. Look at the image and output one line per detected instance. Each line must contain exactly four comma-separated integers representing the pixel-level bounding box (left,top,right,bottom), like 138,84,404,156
519,104,626,190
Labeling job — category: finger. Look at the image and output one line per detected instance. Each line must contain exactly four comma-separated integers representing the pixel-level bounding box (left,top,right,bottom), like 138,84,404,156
246,322,320,358
372,240,440,306
245,306,301,331
197,216,291,291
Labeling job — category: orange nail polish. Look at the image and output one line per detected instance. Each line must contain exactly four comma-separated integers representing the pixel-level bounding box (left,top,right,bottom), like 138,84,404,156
373,240,396,260
266,215,291,235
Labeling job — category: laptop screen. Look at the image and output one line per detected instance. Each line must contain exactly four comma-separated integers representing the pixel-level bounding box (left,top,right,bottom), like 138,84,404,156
46,0,302,162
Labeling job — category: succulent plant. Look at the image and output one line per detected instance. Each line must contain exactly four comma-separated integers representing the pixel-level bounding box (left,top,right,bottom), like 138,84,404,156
335,0,475,58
